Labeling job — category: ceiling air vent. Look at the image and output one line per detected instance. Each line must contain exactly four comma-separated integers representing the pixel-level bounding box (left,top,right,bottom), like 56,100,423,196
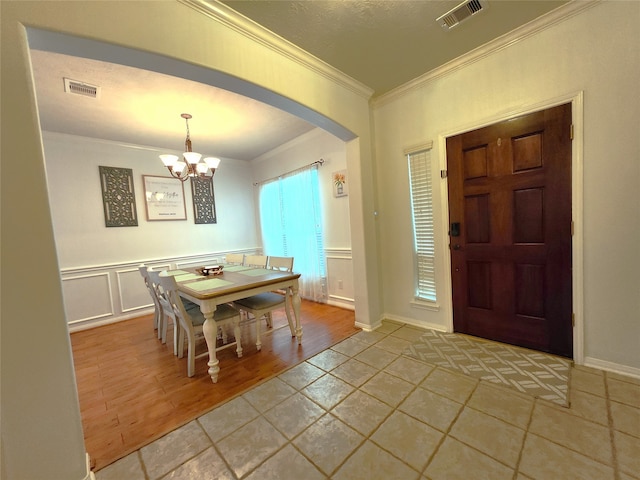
64,78,100,99
437,0,488,31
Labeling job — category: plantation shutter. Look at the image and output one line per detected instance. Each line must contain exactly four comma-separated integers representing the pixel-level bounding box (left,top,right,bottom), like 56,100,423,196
407,145,436,302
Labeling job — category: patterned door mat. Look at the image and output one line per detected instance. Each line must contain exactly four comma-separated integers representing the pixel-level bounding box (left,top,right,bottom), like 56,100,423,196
403,329,571,406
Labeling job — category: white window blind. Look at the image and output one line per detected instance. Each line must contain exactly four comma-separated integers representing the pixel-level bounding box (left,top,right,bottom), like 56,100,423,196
407,147,436,302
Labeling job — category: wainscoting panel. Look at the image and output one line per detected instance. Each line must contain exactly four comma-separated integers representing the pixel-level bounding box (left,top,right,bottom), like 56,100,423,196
117,267,153,313
61,273,113,326
326,248,354,310
61,250,256,331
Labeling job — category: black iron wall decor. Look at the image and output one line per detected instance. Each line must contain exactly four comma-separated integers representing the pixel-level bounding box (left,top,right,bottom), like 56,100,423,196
99,166,138,227
191,176,217,224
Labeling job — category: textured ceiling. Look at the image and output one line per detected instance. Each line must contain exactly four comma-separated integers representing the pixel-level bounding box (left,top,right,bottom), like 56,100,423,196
30,0,568,161
221,0,568,95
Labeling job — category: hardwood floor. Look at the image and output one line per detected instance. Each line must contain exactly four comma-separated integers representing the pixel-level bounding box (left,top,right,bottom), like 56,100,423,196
70,301,358,471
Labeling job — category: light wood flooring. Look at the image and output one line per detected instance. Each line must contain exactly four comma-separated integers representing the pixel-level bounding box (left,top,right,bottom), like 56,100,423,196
70,301,358,471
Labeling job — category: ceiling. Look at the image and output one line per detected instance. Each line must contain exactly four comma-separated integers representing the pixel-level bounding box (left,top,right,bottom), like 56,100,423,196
30,0,568,162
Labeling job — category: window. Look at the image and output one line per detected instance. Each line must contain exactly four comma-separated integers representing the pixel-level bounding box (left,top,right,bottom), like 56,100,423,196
407,146,436,302
258,165,326,302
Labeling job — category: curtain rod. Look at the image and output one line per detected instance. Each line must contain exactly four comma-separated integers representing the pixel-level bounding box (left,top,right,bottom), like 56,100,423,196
254,159,324,186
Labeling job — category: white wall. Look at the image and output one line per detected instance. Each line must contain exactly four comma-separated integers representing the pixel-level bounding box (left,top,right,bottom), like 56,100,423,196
373,1,640,372
43,132,258,268
251,128,354,308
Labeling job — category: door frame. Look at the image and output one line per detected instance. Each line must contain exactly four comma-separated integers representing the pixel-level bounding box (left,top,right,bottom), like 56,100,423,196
437,91,584,364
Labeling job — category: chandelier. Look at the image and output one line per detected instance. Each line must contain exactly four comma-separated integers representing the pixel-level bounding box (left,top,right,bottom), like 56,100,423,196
159,113,220,182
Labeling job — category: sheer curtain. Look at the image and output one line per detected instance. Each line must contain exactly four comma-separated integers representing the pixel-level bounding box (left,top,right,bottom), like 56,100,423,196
258,165,326,302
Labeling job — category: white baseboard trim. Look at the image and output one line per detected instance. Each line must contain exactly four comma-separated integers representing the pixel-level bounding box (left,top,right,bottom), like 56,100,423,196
84,453,96,480
68,307,155,333
583,357,640,380
327,298,354,311
382,313,448,334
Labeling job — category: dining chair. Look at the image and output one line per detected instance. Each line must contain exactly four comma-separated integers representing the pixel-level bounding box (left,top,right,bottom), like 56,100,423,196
225,253,244,265
243,254,268,267
139,264,161,336
159,271,243,377
233,256,295,351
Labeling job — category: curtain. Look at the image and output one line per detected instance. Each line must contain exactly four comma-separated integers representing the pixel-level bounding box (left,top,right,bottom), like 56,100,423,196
258,166,326,302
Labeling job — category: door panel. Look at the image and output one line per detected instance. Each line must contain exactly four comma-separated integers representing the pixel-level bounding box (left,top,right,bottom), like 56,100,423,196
447,103,573,358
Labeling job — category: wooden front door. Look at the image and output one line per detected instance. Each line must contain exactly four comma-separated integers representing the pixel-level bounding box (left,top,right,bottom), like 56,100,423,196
447,103,573,358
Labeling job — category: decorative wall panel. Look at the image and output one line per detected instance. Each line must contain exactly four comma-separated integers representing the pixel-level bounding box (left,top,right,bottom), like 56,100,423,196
191,177,217,224
99,166,138,227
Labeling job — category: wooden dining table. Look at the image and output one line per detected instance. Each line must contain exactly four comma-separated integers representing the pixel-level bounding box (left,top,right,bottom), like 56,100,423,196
168,264,302,383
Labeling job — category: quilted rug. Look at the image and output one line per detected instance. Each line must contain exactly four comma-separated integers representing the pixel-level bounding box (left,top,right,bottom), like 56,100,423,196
403,329,571,407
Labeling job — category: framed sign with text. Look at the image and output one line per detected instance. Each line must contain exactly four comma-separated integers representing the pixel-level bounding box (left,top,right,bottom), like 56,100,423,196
143,175,187,221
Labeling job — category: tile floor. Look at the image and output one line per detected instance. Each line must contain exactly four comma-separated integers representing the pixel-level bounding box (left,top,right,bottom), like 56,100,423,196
95,322,640,480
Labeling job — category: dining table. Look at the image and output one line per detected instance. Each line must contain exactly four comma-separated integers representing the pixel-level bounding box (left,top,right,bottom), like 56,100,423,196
166,264,302,383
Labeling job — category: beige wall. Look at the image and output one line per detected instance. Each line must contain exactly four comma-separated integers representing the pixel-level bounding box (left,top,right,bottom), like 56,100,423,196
1,1,377,478
373,1,640,371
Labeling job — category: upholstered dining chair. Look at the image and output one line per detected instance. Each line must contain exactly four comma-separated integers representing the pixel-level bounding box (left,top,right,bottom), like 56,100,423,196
159,271,243,377
139,265,161,336
233,256,295,351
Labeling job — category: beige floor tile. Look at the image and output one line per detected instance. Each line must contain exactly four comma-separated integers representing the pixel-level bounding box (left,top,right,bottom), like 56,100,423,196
467,383,534,429
95,452,145,480
278,361,325,390
610,400,640,437
449,407,525,467
389,325,427,342
607,371,640,386
360,371,415,407
376,321,403,335
331,337,370,357
198,396,260,442
371,411,442,471
243,444,325,480
570,368,606,397
140,421,211,480
614,430,640,478
383,356,434,384
241,377,296,413
374,335,412,354
293,414,364,476
607,377,640,407
354,346,398,370
216,417,287,479
332,440,420,480
420,367,478,404
425,437,514,480
567,388,609,425
331,390,393,436
263,392,325,439
331,358,378,387
162,447,234,480
351,330,387,345
399,387,462,432
620,473,640,480
307,349,350,371
519,433,614,480
302,373,354,409
529,403,613,465
572,364,604,376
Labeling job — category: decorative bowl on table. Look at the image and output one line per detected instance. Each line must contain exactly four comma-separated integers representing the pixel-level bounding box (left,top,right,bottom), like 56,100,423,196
197,265,224,276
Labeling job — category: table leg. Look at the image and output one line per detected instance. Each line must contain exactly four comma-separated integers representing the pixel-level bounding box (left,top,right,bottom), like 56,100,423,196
291,282,302,344
201,309,220,383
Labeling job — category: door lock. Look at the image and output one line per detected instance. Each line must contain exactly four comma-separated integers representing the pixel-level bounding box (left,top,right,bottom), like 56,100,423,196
450,222,460,237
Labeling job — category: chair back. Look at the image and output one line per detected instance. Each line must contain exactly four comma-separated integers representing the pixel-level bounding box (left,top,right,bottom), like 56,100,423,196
157,272,192,323
225,253,244,265
268,256,294,272
244,255,268,267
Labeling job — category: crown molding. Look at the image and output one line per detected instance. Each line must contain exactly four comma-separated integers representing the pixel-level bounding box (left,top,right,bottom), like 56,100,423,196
373,0,600,108
179,0,374,100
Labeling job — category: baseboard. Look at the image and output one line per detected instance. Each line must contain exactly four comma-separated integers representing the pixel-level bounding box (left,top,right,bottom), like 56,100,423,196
381,313,447,334
68,307,155,333
583,357,640,380
85,453,96,480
